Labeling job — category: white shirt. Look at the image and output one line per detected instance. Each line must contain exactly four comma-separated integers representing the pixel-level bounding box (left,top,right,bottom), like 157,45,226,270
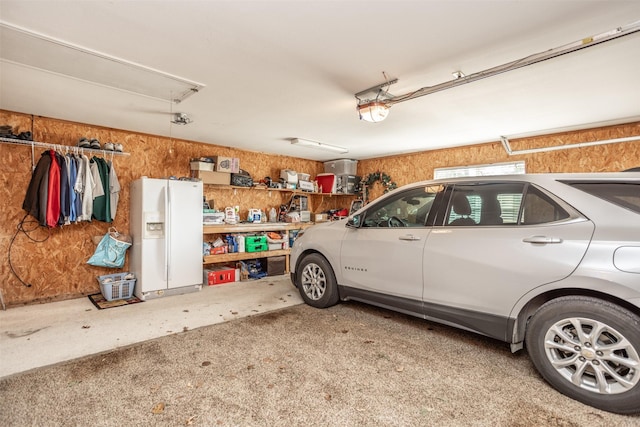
108,160,121,220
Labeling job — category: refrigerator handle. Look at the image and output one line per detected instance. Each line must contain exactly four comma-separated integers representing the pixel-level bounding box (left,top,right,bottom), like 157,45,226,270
164,184,171,281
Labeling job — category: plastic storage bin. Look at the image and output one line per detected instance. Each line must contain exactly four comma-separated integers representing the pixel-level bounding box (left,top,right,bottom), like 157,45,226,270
324,159,358,175
246,235,268,252
268,242,283,250
267,235,286,250
247,242,268,252
203,266,235,286
316,173,337,194
336,174,360,194
97,272,136,301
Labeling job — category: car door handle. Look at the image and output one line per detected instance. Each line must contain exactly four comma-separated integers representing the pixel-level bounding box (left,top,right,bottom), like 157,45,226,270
523,236,563,244
399,234,421,241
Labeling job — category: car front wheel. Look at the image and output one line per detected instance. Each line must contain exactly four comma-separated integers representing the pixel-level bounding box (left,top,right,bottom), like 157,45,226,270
296,253,339,308
525,296,640,414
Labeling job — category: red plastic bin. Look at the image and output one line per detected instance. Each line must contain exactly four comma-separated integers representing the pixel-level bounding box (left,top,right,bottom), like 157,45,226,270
204,266,235,286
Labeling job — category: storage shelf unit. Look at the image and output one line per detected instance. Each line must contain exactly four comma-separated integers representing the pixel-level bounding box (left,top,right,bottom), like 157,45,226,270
203,222,315,273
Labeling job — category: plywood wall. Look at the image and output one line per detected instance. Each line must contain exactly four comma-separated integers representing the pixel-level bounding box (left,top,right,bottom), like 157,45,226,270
0,111,346,307
1,109,638,306
358,122,640,201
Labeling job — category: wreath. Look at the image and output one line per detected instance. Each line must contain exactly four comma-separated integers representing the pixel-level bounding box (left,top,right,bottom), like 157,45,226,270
357,171,397,202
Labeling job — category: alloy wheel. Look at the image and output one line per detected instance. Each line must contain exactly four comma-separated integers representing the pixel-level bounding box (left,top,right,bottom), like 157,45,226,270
543,317,640,395
301,262,327,301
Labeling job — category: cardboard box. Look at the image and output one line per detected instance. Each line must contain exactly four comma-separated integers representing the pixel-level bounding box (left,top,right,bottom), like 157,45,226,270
313,213,329,222
196,170,231,185
299,211,311,222
213,156,240,173
264,256,286,276
190,161,214,171
209,246,227,255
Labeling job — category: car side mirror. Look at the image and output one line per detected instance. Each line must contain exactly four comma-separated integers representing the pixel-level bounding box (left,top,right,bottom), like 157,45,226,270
346,214,361,228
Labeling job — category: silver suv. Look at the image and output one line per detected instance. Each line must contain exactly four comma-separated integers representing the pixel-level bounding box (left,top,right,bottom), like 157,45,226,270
290,172,640,414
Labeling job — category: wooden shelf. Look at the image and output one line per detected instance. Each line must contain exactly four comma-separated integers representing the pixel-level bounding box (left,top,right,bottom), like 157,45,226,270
203,249,290,265
220,185,315,194
203,184,355,197
203,222,314,234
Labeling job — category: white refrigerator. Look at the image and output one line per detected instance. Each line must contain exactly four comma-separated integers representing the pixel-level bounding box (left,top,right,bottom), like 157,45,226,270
130,178,203,300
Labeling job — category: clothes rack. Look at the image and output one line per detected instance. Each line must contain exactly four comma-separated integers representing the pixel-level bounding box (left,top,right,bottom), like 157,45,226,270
0,137,130,157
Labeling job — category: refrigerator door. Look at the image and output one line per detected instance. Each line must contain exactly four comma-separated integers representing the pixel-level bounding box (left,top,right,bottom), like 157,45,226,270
131,178,168,296
167,180,203,289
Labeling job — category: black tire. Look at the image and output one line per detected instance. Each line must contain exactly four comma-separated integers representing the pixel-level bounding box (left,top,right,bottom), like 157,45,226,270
295,253,339,308
525,296,640,414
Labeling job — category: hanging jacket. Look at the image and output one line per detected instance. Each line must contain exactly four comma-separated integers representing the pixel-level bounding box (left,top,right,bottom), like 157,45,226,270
22,150,52,226
55,152,69,226
91,156,111,222
46,150,61,228
72,156,82,220
66,153,78,223
76,154,95,221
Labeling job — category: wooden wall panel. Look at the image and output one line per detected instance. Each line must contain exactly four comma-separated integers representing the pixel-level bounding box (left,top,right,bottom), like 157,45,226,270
0,111,347,307
359,122,640,199
1,109,638,307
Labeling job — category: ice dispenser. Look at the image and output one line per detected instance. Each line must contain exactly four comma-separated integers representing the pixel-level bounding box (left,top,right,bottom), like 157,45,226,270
144,212,165,239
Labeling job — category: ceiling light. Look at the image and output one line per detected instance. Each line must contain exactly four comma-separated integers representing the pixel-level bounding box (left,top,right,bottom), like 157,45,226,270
354,76,397,123
357,101,390,123
0,22,205,103
291,138,348,154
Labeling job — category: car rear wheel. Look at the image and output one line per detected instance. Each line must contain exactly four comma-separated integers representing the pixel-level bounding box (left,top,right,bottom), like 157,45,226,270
525,296,640,414
296,253,339,308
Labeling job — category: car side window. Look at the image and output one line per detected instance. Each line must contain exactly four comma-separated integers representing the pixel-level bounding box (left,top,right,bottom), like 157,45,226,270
362,187,437,228
443,182,573,226
445,183,525,226
520,185,570,224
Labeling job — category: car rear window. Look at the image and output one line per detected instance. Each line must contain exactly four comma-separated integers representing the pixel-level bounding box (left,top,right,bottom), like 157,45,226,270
566,182,640,214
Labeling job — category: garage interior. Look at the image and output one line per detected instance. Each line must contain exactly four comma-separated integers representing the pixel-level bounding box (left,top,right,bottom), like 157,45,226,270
1,1,640,425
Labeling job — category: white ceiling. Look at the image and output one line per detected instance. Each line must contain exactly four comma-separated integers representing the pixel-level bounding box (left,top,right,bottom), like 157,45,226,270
1,0,639,161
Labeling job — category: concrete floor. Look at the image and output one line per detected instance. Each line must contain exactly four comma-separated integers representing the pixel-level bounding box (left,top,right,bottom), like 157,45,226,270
0,275,302,379
4,277,640,425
